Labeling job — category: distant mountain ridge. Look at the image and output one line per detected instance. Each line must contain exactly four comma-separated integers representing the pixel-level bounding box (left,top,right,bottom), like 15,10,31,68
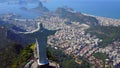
55,7,99,25
29,1,49,13
21,1,49,13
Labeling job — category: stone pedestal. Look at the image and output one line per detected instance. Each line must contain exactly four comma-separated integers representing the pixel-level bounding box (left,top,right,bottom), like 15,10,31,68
38,63,49,68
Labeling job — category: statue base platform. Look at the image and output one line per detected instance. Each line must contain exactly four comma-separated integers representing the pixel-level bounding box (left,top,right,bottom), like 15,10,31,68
37,59,53,68
38,63,50,68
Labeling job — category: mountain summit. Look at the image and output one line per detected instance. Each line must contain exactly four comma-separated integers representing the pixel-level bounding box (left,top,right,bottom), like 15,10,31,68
56,7,98,25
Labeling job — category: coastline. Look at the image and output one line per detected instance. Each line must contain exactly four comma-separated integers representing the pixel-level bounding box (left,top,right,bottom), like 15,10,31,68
17,22,41,34
82,13,120,26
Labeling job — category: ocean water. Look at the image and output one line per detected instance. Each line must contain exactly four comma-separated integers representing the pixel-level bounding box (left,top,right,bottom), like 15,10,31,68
0,3,39,19
43,0,120,19
0,0,120,19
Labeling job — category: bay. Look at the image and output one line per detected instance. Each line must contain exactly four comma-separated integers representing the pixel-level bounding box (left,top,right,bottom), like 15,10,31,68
0,3,40,19
43,0,120,19
0,0,120,19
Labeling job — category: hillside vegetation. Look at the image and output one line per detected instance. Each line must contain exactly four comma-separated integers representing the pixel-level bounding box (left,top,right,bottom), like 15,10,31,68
86,26,120,47
56,7,98,25
0,43,33,68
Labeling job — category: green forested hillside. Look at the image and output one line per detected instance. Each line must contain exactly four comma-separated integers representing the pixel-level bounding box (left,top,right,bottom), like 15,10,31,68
0,43,33,68
47,46,91,68
0,26,14,49
86,26,120,47
56,7,98,25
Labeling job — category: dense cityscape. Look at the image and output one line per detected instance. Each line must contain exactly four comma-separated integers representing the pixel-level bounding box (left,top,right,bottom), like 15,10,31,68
0,0,120,68
0,12,120,67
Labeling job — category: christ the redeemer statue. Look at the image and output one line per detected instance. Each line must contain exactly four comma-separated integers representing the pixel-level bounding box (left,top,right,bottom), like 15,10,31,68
17,22,58,67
